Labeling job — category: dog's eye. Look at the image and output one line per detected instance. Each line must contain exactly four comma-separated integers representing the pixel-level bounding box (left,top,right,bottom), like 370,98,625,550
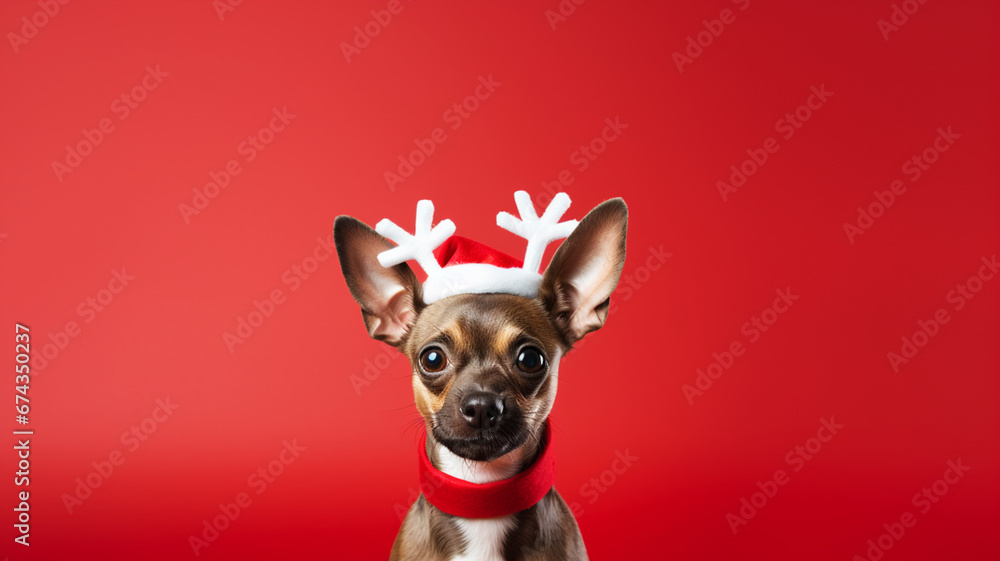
516,347,545,374
419,347,447,373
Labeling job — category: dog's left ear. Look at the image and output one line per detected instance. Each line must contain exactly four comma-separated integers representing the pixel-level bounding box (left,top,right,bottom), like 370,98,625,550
537,198,628,345
334,216,423,347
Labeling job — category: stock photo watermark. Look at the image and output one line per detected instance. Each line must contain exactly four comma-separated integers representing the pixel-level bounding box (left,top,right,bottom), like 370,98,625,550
716,84,833,202
537,116,628,197
683,287,799,404
384,74,501,191
843,126,958,244
727,416,843,534
50,65,169,182
32,268,136,373
350,344,405,395
517,449,637,557
544,0,587,31
7,0,70,54
672,0,751,72
179,106,295,224
887,253,996,372
563,243,671,358
608,245,671,309
851,458,969,561
567,449,638,518
223,232,336,352
877,0,930,41
188,439,306,556
61,397,179,514
340,0,413,62
213,0,242,21
13,322,32,545
13,432,32,546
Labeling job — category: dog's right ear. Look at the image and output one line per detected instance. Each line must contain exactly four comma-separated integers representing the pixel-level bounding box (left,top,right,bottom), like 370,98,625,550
537,198,627,346
334,216,423,347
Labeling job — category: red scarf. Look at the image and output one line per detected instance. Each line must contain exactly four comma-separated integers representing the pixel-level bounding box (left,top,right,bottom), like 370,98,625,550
417,423,555,518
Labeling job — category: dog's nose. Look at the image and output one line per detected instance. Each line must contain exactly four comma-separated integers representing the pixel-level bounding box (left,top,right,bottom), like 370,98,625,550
459,392,504,430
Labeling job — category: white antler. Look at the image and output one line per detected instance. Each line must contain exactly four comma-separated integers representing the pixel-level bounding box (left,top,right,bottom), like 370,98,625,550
376,200,455,274
496,191,578,273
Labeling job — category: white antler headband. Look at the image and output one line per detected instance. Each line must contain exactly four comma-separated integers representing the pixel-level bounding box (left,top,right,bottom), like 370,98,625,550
374,191,578,303
496,191,579,274
375,200,455,273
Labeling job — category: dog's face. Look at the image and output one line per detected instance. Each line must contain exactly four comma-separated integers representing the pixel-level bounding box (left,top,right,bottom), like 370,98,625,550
334,198,627,462
401,294,563,461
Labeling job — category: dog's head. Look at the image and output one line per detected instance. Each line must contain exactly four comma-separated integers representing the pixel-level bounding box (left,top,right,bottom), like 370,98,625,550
334,197,627,461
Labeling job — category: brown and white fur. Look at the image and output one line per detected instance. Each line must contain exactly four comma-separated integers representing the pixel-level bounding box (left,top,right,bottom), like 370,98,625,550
334,198,628,561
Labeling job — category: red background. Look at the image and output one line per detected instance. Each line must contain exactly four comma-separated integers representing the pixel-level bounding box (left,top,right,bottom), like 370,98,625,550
2,1,999,560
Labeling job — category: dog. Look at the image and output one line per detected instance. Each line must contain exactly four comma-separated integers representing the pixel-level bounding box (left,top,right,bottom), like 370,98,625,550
334,192,627,560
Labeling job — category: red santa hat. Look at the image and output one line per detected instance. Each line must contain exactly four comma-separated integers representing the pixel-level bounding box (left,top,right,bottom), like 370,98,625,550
374,191,578,303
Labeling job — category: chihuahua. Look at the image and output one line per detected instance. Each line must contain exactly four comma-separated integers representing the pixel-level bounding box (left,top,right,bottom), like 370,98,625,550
334,192,627,561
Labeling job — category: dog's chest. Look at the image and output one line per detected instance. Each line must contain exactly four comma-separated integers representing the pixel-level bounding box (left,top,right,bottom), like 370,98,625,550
449,516,515,561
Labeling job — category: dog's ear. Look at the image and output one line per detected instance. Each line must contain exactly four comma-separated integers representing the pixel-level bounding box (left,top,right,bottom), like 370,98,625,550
537,198,627,345
334,216,423,347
